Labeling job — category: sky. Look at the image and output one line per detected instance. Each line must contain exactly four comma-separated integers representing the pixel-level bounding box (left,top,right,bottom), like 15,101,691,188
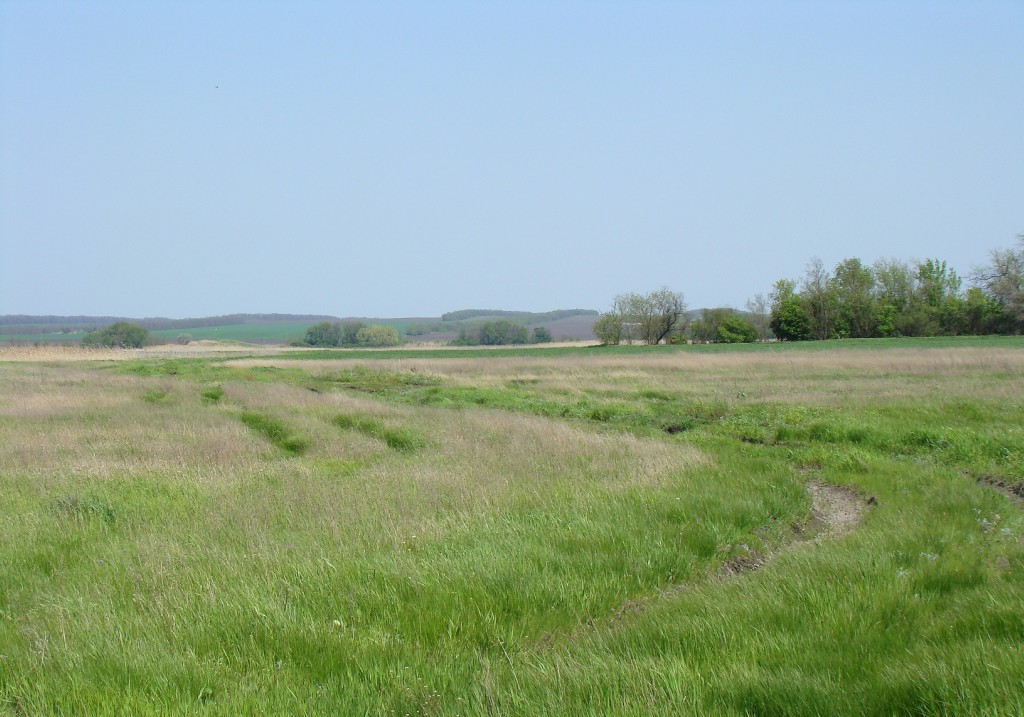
1,1,1022,318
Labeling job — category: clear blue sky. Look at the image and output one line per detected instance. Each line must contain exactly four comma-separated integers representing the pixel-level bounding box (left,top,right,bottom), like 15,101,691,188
2,1,1022,318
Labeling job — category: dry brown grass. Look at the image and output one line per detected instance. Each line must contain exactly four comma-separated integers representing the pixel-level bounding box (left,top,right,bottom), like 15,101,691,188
225,347,1024,407
0,341,288,362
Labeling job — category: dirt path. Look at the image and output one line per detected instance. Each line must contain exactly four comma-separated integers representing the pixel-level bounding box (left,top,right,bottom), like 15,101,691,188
718,479,869,576
541,480,872,647
802,479,868,542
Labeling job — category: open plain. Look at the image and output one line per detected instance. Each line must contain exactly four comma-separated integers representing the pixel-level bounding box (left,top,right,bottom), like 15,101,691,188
1,338,1022,715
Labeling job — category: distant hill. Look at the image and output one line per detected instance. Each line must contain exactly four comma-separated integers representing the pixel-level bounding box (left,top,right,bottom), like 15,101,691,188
0,309,603,345
441,309,598,322
0,313,338,332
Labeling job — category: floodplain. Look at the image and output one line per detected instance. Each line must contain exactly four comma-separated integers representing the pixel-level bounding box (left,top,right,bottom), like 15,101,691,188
1,337,1022,715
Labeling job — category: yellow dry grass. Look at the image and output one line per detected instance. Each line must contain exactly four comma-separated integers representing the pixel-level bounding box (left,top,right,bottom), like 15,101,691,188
0,341,288,362
225,347,1024,406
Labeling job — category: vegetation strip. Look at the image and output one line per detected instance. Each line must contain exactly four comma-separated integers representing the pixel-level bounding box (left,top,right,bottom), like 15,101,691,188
238,410,309,455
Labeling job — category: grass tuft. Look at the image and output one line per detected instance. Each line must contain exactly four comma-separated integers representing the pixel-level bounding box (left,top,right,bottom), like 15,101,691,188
200,384,224,402
332,414,426,452
141,388,170,403
238,410,309,455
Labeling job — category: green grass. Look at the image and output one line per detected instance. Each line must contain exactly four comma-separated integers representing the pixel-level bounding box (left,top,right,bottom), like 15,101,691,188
238,410,310,455
273,334,1024,361
332,414,427,452
1,340,1022,714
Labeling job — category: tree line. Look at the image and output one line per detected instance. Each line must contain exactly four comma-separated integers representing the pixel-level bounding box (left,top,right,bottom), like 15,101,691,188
595,236,1024,344
294,321,402,348
451,320,553,346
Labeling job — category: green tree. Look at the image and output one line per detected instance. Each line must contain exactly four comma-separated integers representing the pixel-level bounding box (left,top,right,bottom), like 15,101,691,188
355,325,402,347
963,287,1010,335
593,313,624,345
303,321,341,347
972,235,1024,332
716,314,758,343
744,293,772,340
478,320,528,345
689,308,732,343
830,258,877,338
801,257,836,340
81,322,150,348
872,258,915,336
614,287,686,345
340,321,366,346
914,258,965,335
770,295,812,341
531,326,553,343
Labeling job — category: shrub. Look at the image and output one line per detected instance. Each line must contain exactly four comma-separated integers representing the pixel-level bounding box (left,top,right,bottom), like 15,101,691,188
81,322,150,348
302,321,342,347
478,320,528,345
532,326,553,343
770,296,812,341
593,313,624,345
717,314,758,343
355,325,402,347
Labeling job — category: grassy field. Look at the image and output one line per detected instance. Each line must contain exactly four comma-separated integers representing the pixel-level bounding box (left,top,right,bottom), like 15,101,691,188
1,338,1022,715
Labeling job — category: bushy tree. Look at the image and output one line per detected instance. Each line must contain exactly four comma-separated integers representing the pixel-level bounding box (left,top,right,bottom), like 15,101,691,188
770,295,812,341
716,314,758,343
831,258,876,338
963,287,1012,335
81,322,150,348
303,321,342,347
801,258,836,340
613,287,686,345
972,235,1024,332
340,321,366,346
531,326,553,343
593,313,624,345
689,308,733,343
355,325,402,347
478,320,528,345
910,258,965,335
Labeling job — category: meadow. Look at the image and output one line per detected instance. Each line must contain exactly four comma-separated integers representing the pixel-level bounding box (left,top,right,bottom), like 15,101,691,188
1,338,1022,715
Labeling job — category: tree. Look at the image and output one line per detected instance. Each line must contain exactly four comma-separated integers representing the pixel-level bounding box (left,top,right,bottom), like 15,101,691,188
81,322,150,348
531,326,553,343
340,321,366,346
830,258,876,338
913,258,965,335
972,235,1024,332
768,279,811,341
770,295,812,341
872,258,915,336
303,321,341,347
478,320,528,345
614,287,686,345
593,313,624,345
355,325,402,347
716,314,758,343
963,287,1011,335
690,308,733,343
744,293,772,340
801,257,836,340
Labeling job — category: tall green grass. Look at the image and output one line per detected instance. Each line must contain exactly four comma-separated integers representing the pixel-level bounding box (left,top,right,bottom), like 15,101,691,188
1,343,1022,715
